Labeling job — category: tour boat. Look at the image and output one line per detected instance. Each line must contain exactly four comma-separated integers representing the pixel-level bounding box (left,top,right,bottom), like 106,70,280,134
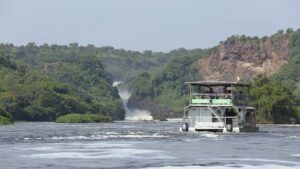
181,81,259,132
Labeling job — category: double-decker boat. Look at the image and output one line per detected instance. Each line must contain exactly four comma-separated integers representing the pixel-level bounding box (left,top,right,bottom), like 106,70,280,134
181,81,259,132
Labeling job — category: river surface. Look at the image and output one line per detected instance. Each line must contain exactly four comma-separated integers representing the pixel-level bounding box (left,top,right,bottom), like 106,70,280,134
0,122,300,169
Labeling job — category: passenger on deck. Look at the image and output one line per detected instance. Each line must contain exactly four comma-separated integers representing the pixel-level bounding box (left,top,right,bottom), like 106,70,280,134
208,88,215,99
224,87,231,99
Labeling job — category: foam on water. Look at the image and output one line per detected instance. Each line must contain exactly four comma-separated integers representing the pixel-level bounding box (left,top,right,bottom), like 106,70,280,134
198,158,300,165
29,147,55,151
101,134,167,139
2,122,300,169
23,142,174,160
49,131,168,140
279,124,300,127
287,136,299,139
144,165,300,169
166,118,182,122
200,133,219,138
291,154,300,157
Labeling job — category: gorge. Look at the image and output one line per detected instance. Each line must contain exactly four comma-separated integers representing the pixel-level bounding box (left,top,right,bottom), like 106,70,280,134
113,82,153,121
0,28,300,124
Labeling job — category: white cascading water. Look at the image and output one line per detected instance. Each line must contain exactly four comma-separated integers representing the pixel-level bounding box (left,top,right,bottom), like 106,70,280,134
113,81,153,121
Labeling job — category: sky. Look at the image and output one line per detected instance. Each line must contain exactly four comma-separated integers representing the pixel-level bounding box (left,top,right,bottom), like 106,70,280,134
1,0,300,52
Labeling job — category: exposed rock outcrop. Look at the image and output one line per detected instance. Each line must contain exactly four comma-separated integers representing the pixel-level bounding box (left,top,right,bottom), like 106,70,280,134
198,36,289,81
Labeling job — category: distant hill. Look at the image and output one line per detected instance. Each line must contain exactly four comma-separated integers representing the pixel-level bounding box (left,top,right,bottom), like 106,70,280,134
1,28,299,123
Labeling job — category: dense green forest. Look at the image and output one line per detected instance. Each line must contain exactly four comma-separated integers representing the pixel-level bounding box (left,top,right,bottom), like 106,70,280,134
129,29,300,123
0,48,124,123
1,28,300,124
0,43,184,82
0,43,185,123
129,49,210,113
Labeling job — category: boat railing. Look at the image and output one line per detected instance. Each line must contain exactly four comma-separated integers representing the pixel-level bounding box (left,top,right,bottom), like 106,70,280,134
188,116,239,128
190,98,233,105
191,93,232,99
190,93,249,106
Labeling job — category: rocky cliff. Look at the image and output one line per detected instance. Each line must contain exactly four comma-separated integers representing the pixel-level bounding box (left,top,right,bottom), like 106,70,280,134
198,35,289,81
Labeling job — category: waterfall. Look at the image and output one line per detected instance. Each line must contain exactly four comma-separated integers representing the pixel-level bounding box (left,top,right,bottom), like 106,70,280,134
113,81,153,121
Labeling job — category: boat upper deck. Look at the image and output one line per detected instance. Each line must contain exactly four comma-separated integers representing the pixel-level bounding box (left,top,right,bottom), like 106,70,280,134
185,81,250,87
186,81,250,106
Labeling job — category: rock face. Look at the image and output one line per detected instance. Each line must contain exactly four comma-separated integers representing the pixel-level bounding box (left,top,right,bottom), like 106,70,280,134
198,36,289,81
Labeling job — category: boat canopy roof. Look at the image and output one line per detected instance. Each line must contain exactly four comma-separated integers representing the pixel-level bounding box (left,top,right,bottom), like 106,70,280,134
185,81,250,87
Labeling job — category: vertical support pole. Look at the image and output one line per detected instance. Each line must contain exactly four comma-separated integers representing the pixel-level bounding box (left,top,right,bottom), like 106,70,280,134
183,107,185,122
189,84,192,105
200,107,202,124
231,84,233,104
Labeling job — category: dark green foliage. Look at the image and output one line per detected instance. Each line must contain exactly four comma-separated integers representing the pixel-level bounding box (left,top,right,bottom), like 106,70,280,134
0,116,13,125
249,78,298,124
0,43,202,121
131,73,153,97
0,42,194,122
0,48,124,121
273,54,300,87
0,42,189,120
100,48,191,82
273,29,300,100
224,35,261,44
56,113,113,123
0,106,13,125
275,29,284,36
1,43,184,83
131,50,208,112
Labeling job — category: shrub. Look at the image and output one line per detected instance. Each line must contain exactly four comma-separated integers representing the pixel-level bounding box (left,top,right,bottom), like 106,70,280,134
0,107,13,125
55,113,113,123
0,116,13,125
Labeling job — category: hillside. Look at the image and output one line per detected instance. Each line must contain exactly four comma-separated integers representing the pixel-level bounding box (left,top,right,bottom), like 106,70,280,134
0,43,194,122
0,43,187,82
0,48,124,121
128,29,300,123
1,29,300,123
1,41,200,122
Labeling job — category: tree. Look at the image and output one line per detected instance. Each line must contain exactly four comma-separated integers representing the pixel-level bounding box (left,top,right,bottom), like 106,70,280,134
250,78,298,123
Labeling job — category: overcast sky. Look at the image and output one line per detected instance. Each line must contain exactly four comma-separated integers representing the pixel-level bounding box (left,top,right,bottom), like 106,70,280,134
1,0,300,51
